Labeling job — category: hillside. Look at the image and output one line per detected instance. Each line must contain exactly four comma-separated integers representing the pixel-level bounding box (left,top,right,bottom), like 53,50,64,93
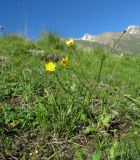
0,34,140,159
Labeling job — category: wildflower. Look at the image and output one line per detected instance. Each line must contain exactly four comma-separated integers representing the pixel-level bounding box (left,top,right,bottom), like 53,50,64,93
66,38,74,48
61,55,69,67
45,62,56,72
50,52,60,62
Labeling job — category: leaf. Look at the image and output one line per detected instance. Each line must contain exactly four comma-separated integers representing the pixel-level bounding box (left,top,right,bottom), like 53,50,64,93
82,126,94,134
102,114,111,127
109,141,118,159
92,150,102,160
124,94,140,106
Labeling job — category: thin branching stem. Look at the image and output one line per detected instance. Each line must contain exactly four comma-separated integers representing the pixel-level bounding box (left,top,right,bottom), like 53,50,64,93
54,72,71,93
109,31,126,54
96,56,105,86
72,46,91,85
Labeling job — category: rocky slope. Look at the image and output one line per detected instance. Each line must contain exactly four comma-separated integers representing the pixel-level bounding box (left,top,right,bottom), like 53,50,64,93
77,25,140,54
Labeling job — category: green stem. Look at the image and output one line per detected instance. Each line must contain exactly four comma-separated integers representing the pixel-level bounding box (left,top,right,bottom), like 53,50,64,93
68,67,90,90
87,56,105,101
107,53,124,85
54,72,71,93
124,95,140,106
72,46,91,85
96,56,105,87
111,54,123,75
109,31,126,55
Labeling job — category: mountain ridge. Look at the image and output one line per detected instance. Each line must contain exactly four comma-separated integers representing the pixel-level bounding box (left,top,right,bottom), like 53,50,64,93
76,25,140,54
80,25,140,41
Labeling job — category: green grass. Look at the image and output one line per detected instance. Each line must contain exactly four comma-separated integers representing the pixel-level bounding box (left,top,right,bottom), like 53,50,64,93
0,33,140,159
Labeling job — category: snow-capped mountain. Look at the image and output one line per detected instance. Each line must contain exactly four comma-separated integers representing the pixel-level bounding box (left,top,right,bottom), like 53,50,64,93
76,25,140,53
80,25,140,41
126,25,140,35
81,33,96,41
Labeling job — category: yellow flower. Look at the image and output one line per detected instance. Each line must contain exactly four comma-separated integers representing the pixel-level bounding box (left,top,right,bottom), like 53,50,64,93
45,62,56,72
66,38,74,48
61,55,69,67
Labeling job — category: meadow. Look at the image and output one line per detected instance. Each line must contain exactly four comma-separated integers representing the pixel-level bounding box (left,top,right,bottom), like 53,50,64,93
0,33,140,160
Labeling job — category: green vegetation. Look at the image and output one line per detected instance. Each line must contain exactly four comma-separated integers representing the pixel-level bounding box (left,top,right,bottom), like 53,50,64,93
0,33,140,159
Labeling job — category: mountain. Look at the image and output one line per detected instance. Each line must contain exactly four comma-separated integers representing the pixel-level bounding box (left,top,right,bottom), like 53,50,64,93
81,33,96,41
77,25,140,54
126,25,140,35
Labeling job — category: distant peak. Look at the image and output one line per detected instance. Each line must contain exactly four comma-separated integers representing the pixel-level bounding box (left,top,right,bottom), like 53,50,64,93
126,25,140,35
127,25,137,29
81,33,96,41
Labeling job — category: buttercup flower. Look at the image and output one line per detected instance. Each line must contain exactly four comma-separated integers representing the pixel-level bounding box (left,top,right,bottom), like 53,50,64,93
66,38,74,48
61,55,69,67
45,62,56,72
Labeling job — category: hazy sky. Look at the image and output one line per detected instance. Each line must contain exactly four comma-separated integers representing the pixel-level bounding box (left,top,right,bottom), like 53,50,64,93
0,0,140,39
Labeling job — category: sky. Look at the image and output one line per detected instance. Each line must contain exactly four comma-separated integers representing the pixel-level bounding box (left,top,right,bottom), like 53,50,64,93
0,0,140,39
